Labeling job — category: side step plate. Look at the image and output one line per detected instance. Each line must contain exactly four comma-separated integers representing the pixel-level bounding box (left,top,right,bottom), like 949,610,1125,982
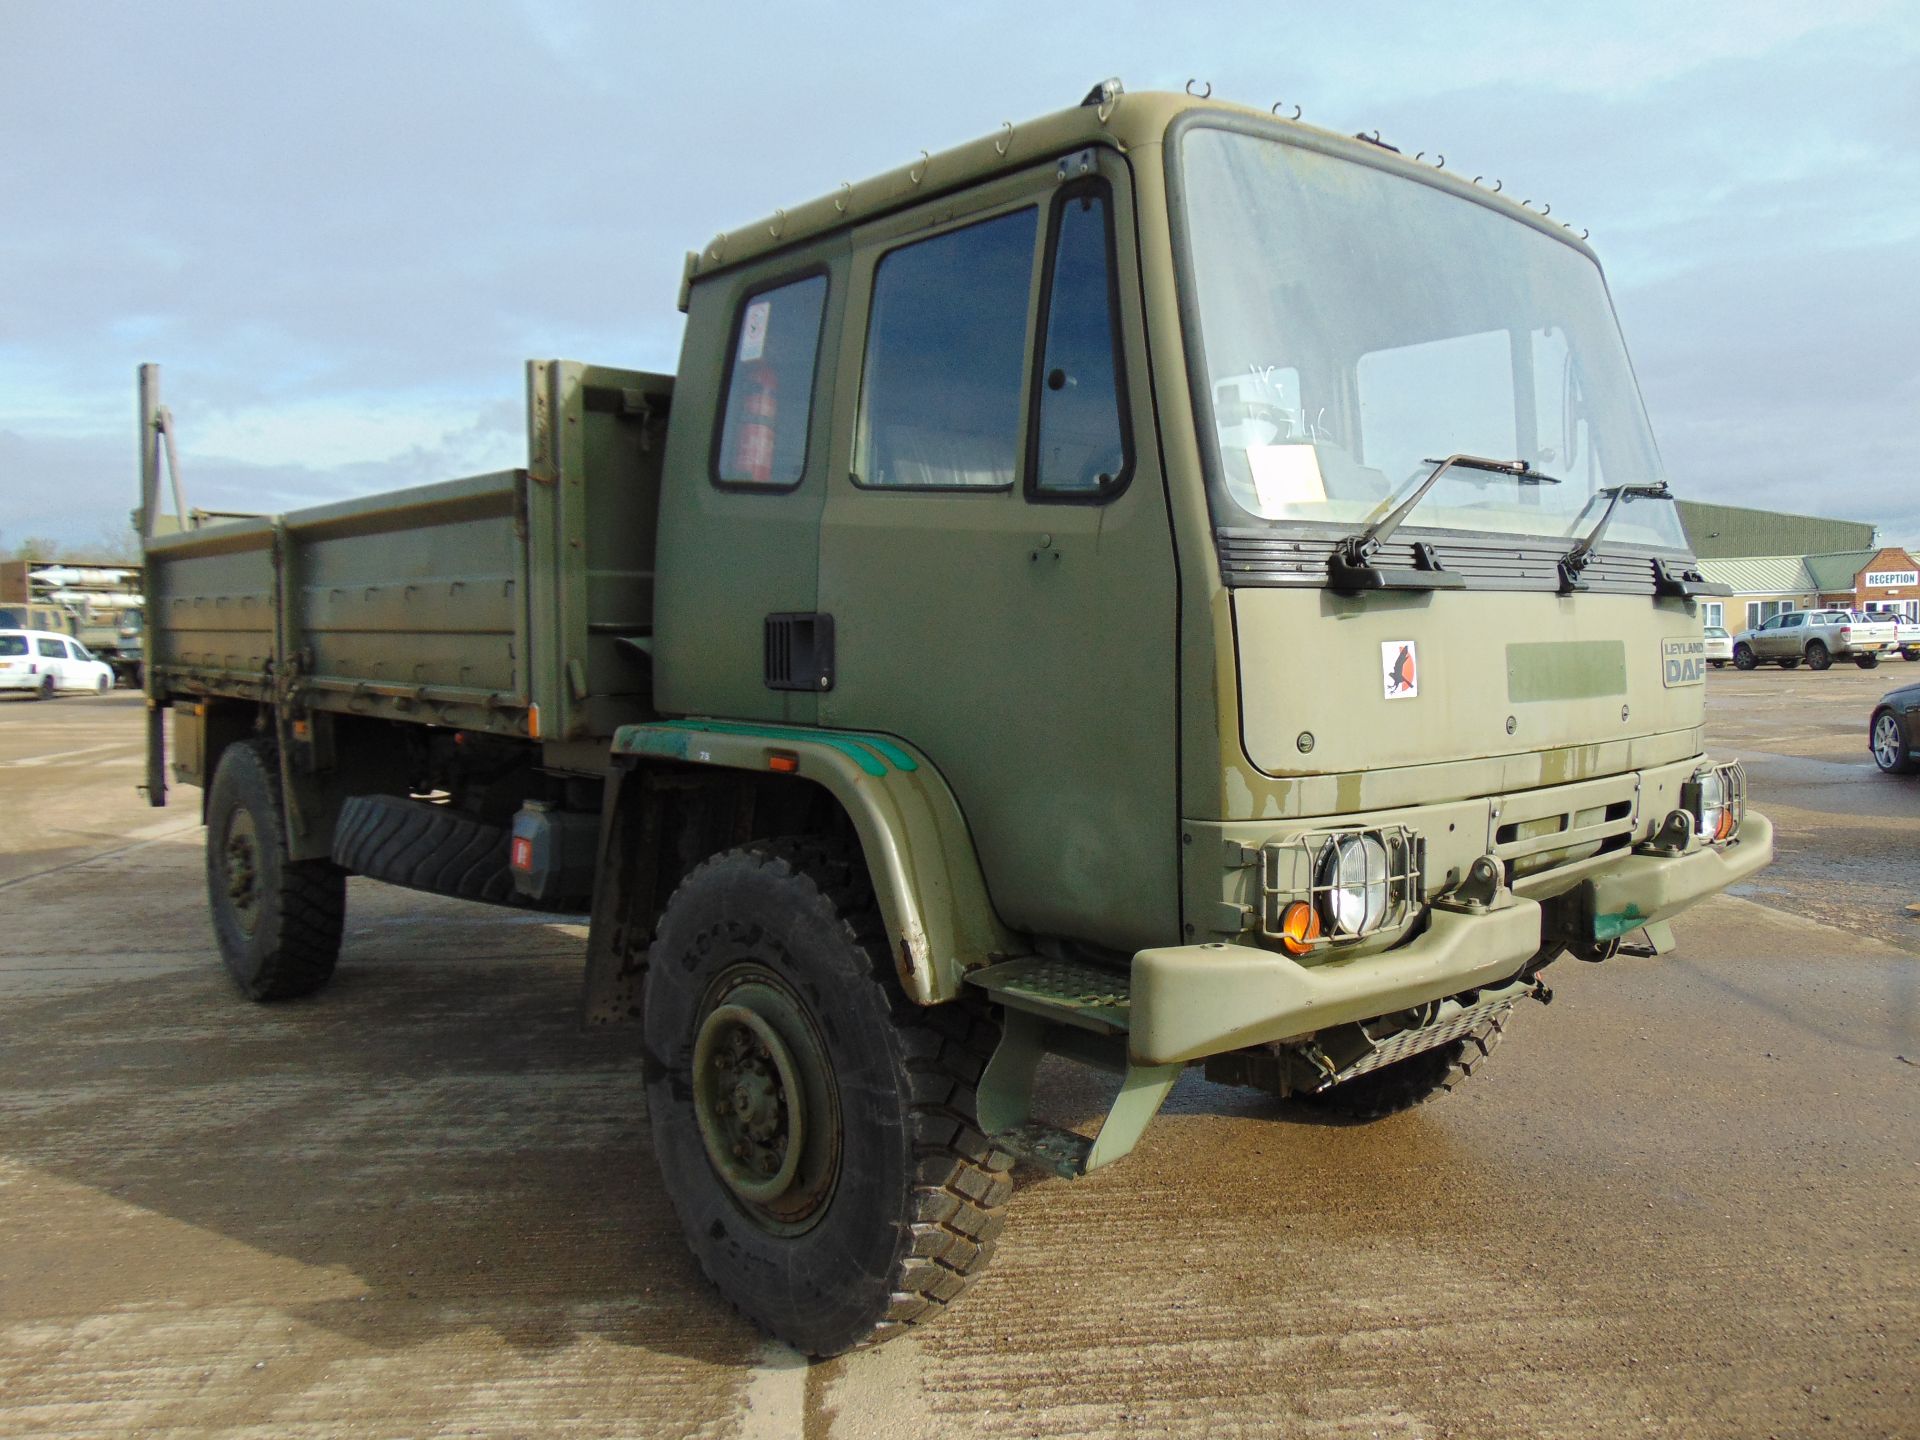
967,961,1177,1180
964,955,1131,1034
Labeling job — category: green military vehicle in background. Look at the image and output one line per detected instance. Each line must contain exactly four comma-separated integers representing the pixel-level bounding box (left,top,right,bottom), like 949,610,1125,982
140,80,1773,1356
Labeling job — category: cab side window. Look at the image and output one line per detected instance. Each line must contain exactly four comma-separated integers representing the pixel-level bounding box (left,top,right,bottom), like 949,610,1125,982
713,274,828,489
854,208,1038,489
1031,184,1130,499
37,638,62,658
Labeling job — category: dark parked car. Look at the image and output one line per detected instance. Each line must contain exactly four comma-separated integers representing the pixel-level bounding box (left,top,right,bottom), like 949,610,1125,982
1869,682,1920,775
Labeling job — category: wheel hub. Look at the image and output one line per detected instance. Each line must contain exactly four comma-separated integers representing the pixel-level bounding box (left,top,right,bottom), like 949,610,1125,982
690,972,841,1231
223,811,261,935
694,999,807,1204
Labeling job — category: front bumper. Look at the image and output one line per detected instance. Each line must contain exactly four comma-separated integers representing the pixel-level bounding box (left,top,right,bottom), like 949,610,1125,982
1129,810,1773,1066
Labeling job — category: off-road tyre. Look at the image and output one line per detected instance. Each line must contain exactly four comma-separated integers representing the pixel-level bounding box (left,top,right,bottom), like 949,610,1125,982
206,738,345,1001
1806,641,1831,671
1871,708,1918,775
644,837,1013,1357
1733,644,1757,670
1855,653,1880,669
1296,1010,1509,1121
331,793,516,904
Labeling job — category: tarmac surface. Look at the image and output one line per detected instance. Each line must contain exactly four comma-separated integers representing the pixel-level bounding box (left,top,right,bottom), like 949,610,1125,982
1,671,1915,1439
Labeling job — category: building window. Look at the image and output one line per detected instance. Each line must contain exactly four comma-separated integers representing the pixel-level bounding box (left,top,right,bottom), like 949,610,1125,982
1702,602,1723,629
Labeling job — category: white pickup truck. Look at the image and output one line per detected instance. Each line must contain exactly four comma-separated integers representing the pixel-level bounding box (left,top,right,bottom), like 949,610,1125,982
1868,611,1920,661
1732,609,1898,670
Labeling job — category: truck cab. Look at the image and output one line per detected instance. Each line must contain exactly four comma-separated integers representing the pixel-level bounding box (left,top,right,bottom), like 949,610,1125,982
642,83,1769,1064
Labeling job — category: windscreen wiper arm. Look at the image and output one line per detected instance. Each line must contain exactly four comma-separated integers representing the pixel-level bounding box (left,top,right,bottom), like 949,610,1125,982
1329,454,1558,594
1557,481,1670,592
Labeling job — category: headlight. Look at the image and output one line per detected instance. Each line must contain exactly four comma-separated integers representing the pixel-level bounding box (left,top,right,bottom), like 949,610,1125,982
1262,826,1423,951
1315,833,1392,935
1683,761,1745,843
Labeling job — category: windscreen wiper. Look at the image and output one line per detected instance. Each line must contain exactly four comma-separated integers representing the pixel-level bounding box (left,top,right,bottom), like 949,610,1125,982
1556,481,1729,597
1328,454,1558,594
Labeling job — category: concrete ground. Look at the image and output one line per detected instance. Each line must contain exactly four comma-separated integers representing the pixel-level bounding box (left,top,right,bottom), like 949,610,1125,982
1,673,1915,1439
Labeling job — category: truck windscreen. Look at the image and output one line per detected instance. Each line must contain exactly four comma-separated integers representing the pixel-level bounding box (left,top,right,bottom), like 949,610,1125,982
1175,125,1689,552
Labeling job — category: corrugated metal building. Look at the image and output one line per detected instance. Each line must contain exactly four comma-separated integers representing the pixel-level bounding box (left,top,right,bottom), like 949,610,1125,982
1675,501,1874,560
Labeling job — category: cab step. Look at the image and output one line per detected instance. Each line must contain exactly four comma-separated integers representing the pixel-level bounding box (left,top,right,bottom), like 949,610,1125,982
964,955,1131,1034
966,956,1174,1180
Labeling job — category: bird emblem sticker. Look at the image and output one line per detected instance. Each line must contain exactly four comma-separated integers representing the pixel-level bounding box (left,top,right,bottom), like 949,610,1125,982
1382,641,1418,699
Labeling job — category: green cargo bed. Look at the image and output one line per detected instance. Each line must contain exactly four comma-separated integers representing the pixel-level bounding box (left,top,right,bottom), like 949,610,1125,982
145,361,671,752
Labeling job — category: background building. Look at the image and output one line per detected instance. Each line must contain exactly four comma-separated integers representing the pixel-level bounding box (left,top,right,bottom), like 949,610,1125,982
1697,546,1920,632
1675,501,1874,560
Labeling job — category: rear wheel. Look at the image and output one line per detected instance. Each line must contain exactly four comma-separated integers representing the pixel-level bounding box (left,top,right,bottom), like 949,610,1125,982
1806,641,1831,671
206,739,346,1000
1872,709,1918,775
644,838,1012,1357
1855,653,1880,669
1297,1011,1510,1121
1733,644,1757,670
36,675,55,700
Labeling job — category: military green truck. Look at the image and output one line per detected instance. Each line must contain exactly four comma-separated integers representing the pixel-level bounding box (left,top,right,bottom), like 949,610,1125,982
140,81,1773,1356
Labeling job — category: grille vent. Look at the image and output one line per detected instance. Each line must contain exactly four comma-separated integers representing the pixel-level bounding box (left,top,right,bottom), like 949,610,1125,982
764,612,834,692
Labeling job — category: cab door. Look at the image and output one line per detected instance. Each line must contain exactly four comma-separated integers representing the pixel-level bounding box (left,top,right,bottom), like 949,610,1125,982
34,636,67,689
815,150,1180,954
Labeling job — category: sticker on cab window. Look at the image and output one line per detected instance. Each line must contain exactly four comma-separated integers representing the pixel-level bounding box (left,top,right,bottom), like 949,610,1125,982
738,299,771,362
1382,641,1418,699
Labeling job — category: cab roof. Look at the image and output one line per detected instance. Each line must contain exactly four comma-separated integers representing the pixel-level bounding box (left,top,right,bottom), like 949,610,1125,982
683,82,1596,295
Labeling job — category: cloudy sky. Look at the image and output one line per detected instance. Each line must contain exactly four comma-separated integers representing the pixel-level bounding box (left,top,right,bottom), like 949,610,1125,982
4,1,1917,553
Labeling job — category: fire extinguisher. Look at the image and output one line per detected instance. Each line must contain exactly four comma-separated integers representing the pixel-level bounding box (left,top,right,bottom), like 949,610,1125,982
732,363,778,484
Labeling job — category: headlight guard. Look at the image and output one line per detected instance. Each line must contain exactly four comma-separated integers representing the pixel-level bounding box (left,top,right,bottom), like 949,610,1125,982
1260,825,1424,952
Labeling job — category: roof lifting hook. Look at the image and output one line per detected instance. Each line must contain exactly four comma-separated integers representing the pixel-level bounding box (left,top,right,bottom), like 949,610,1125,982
1414,151,1445,167
1473,176,1503,192
994,121,1013,155
1187,78,1212,99
909,150,929,185
1273,100,1302,120
834,182,851,214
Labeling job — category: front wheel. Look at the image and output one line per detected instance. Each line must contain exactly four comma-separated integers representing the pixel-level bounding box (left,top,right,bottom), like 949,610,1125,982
96,674,111,694
644,838,1012,1357
1872,709,1918,775
1733,644,1757,670
1856,653,1881,669
205,739,346,1000
1806,641,1832,671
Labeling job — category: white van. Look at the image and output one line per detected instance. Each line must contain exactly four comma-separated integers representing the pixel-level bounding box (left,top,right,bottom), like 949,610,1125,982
0,629,116,698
